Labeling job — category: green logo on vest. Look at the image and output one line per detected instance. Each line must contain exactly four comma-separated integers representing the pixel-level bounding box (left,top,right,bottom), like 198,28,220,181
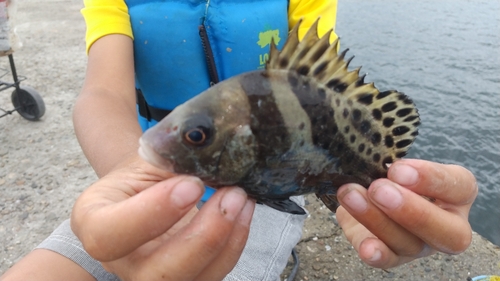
257,29,281,48
257,28,281,68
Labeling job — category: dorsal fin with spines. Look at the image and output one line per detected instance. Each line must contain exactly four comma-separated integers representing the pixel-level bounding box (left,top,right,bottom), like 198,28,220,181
266,18,420,164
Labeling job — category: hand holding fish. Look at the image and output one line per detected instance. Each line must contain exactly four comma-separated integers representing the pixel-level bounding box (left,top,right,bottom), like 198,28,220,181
70,159,255,281
336,159,477,269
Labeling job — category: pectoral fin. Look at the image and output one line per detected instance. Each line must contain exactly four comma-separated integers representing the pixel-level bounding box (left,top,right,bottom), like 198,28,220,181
316,193,340,213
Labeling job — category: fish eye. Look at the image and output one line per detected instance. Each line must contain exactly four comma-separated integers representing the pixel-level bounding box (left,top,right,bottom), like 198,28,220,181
182,115,214,147
184,126,211,146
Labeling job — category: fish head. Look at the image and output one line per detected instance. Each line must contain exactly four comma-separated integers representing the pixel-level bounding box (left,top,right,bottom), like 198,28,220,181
139,78,258,186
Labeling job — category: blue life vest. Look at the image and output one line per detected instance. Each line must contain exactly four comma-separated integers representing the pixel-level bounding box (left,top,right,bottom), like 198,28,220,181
125,0,290,131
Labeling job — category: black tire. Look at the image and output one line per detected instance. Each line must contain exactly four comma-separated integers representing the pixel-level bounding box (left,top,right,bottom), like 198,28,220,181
11,85,45,121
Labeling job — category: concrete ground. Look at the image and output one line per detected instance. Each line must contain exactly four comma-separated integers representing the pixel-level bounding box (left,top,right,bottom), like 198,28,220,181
1,1,499,280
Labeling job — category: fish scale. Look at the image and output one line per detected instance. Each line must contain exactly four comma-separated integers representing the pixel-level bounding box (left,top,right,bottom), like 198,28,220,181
139,19,420,215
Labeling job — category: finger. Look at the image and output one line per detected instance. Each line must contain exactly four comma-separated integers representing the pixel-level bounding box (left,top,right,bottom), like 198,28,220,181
337,206,416,268
337,205,435,269
71,175,205,261
368,179,473,254
337,184,426,257
134,187,250,281
195,199,255,281
388,159,478,205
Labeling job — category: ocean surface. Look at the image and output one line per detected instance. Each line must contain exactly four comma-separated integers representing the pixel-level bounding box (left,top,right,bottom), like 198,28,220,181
336,0,500,246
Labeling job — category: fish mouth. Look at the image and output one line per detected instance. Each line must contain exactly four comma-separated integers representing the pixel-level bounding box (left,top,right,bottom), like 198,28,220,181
138,138,175,172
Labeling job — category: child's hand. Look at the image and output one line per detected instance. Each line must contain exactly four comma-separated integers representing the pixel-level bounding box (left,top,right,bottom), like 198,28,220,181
336,159,477,268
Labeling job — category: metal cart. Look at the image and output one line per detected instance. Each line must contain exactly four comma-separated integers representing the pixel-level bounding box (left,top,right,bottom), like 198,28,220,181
0,53,45,121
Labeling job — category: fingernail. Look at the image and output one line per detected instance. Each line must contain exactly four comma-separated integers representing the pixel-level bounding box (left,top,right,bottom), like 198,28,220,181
372,183,402,210
368,248,382,262
170,177,204,208
390,164,419,186
237,199,255,226
341,188,368,213
220,187,247,221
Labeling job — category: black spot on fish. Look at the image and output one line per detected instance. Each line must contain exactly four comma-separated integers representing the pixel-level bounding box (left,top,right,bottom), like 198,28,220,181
358,143,365,153
383,117,395,128
347,100,353,106
398,94,414,105
335,98,341,107
366,148,372,155
297,48,309,60
350,135,356,143
328,108,334,117
393,126,410,136
396,139,413,148
299,139,305,147
357,93,373,105
381,102,397,112
396,108,413,117
372,109,382,120
373,153,381,162
297,65,310,76
327,79,348,93
327,79,340,89
343,108,349,118
313,61,328,76
312,43,329,60
413,121,421,127
411,130,419,137
404,115,419,122
358,120,371,135
298,122,305,130
371,132,381,145
352,109,362,122
377,90,392,99
385,135,394,147
279,58,289,68
344,126,350,133
396,151,407,158
332,125,338,135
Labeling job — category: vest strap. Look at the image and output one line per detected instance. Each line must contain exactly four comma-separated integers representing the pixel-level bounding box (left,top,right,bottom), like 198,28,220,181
136,89,171,121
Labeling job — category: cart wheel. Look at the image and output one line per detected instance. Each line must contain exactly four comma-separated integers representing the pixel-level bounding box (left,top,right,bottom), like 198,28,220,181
11,85,45,121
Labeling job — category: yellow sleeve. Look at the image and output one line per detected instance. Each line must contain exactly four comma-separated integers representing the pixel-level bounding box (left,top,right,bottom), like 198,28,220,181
81,0,133,53
288,0,338,42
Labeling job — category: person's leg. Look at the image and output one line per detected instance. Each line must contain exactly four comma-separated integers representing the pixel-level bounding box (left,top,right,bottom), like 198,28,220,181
1,249,95,281
224,196,306,281
0,219,118,281
2,197,305,281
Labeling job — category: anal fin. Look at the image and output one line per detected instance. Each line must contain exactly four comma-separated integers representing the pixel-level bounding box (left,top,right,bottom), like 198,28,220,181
257,198,306,215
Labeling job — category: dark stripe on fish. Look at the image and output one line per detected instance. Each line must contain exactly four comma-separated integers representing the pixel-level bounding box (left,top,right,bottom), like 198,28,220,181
239,71,292,157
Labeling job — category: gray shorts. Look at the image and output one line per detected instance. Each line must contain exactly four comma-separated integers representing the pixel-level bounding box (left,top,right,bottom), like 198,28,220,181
37,196,306,281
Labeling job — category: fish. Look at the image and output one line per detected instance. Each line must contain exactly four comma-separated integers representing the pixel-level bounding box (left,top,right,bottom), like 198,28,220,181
138,19,420,215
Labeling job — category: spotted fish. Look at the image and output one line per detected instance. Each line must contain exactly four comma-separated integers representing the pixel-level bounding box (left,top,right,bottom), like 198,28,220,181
139,19,420,215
